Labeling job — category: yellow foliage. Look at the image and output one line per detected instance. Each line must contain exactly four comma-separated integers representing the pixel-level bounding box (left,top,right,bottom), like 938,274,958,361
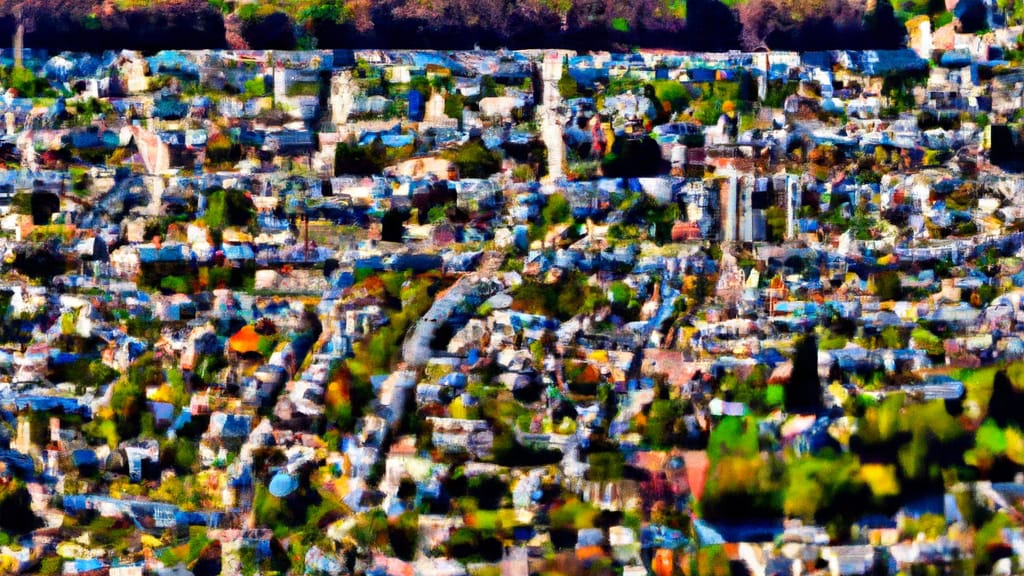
450,395,468,419
150,384,174,404
1006,427,1024,465
860,464,900,498
0,555,18,573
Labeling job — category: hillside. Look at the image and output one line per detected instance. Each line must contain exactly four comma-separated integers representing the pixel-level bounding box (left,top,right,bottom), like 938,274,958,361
0,0,1003,52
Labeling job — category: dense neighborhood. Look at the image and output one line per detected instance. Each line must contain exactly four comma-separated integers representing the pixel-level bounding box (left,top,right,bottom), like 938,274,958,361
1,5,1024,575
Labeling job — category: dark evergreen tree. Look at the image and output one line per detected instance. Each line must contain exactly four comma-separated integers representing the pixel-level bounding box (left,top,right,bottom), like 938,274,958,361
380,209,408,243
786,334,822,415
0,482,41,535
988,370,1024,428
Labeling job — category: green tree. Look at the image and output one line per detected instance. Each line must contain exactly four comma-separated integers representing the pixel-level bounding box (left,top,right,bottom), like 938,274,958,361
335,139,388,176
588,451,625,482
784,454,865,523
443,138,502,179
652,80,690,113
480,75,500,98
0,481,41,535
988,370,1024,428
765,205,787,242
645,399,685,448
243,75,266,99
204,187,255,230
874,270,902,301
542,193,571,225
444,92,465,120
557,69,578,99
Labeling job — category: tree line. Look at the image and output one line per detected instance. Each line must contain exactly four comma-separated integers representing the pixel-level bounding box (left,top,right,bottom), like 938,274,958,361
0,0,927,52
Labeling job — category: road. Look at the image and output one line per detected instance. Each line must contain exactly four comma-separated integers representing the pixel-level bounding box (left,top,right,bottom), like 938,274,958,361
402,251,503,368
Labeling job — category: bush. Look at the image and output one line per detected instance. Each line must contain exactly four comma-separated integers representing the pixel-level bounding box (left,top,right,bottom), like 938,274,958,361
160,275,191,294
444,138,502,179
652,80,690,112
335,139,387,176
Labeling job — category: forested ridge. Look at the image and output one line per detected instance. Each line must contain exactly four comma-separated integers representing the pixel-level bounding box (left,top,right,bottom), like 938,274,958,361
0,0,1005,52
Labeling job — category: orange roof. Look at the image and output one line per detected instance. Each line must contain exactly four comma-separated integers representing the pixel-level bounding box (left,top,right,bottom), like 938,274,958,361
228,325,260,354
576,545,605,562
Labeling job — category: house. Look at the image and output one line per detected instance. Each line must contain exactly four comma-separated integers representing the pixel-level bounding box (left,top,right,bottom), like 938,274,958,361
821,545,876,576
426,417,494,459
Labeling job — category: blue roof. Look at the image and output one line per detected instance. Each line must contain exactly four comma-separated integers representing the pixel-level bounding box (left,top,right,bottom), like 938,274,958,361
220,414,251,438
147,51,199,75
14,396,88,416
439,372,467,388
222,244,255,261
72,449,99,468
642,525,689,550
269,471,299,498
0,450,35,477
139,244,188,263
149,402,175,422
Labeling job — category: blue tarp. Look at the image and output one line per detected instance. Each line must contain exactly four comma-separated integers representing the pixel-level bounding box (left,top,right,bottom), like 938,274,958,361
74,559,105,572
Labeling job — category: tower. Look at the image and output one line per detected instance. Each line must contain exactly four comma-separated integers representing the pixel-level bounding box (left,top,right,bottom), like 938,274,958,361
15,414,30,453
786,174,801,239
273,61,287,103
540,53,566,180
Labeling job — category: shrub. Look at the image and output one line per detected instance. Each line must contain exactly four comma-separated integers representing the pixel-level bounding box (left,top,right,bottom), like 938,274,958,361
443,138,502,179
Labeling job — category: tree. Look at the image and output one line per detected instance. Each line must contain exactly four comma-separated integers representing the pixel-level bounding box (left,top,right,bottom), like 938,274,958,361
765,205,787,242
557,67,578,99
786,335,822,415
110,352,163,440
204,187,255,230
863,0,905,48
988,370,1024,428
873,270,902,301
443,138,502,179
380,209,408,243
737,0,786,51
243,75,266,99
645,399,685,448
601,136,664,177
335,139,387,176
480,75,500,98
239,9,296,49
0,480,40,535
388,511,419,561
541,193,571,226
